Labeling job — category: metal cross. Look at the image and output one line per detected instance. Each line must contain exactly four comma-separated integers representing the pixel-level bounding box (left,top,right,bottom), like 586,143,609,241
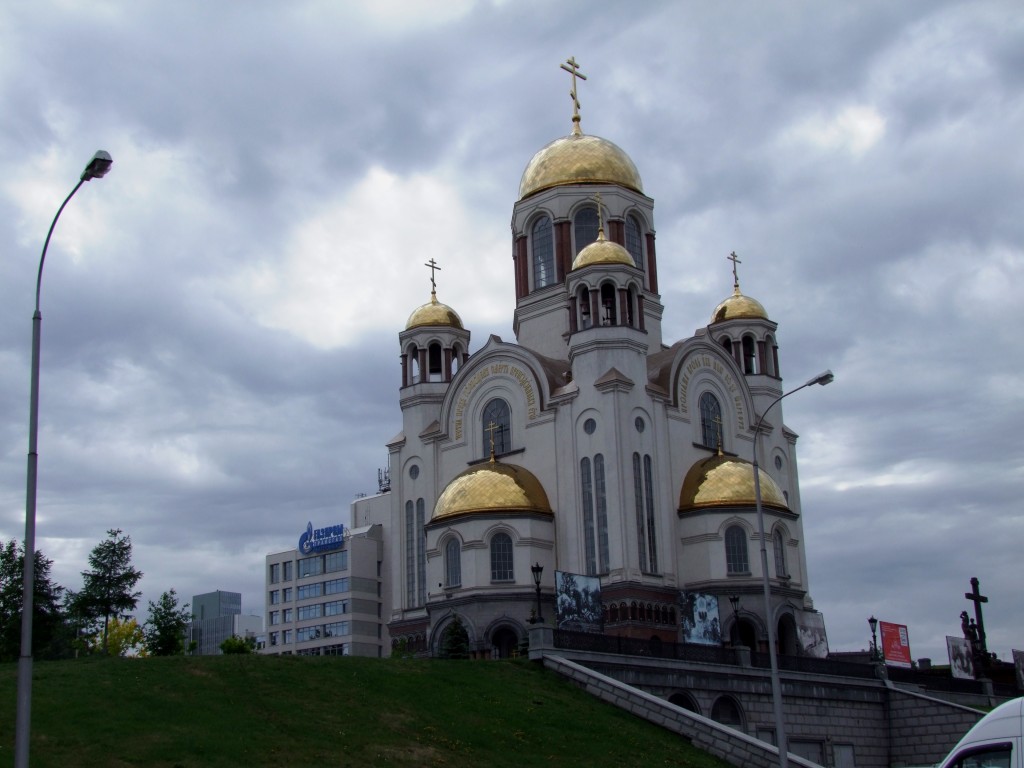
964,576,989,657
485,420,500,459
728,251,742,290
424,258,441,293
560,56,587,132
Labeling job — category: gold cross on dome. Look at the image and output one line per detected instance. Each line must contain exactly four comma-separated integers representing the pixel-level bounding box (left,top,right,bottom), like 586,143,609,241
485,420,500,461
560,56,588,133
727,251,742,291
713,414,724,454
424,258,441,293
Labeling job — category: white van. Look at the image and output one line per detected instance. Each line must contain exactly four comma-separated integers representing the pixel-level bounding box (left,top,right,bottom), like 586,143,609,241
937,697,1023,768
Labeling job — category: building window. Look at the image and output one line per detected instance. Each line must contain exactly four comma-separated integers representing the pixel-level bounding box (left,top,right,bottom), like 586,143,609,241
269,631,279,647
324,577,350,595
282,608,293,622
282,587,293,602
725,526,749,574
594,454,609,573
632,453,648,572
297,583,322,600
325,550,348,573
298,604,322,621
298,555,323,579
268,590,280,605
743,335,757,374
269,563,280,584
416,498,426,606
773,529,788,577
490,533,514,582
482,398,511,455
532,216,555,289
282,629,293,644
405,500,415,608
297,626,322,643
581,457,597,576
269,611,280,626
625,214,644,271
324,599,349,616
643,454,658,573
445,538,461,587
324,621,350,638
282,561,293,581
574,206,599,254
699,392,723,450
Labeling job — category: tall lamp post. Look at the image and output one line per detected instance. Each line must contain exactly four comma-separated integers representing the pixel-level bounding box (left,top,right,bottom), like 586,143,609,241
868,615,879,661
753,369,833,768
15,151,113,768
531,562,544,623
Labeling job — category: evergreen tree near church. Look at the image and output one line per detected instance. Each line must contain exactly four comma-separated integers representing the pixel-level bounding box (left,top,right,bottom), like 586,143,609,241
0,539,65,661
76,528,143,656
439,615,470,659
144,589,191,656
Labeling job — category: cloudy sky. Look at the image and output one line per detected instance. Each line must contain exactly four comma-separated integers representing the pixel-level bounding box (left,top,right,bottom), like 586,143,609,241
1,1,1021,664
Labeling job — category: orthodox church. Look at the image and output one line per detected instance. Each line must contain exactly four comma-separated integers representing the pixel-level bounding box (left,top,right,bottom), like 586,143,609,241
379,60,824,659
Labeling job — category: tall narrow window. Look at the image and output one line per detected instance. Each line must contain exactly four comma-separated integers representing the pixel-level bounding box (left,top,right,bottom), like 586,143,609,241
742,335,757,374
725,526,749,574
643,455,658,573
415,498,426,605
580,457,597,576
532,216,554,289
600,283,617,325
445,538,461,587
633,453,649,572
699,392,723,450
427,342,443,382
625,214,643,272
405,501,416,607
482,398,511,455
490,532,514,581
574,206,599,254
594,454,609,573
773,529,787,577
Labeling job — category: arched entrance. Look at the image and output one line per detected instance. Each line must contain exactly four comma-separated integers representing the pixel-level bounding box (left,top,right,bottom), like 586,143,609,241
490,626,519,659
734,617,758,649
777,613,799,656
668,692,700,715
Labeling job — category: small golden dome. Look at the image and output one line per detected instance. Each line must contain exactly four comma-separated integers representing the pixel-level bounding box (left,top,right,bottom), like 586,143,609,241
433,460,553,521
519,132,643,201
406,292,464,331
572,230,635,270
678,453,789,512
711,287,769,323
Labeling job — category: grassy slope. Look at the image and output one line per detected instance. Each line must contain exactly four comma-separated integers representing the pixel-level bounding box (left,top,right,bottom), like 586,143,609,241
0,655,733,768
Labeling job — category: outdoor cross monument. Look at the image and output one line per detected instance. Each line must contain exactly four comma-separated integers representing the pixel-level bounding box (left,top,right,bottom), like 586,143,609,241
964,576,990,662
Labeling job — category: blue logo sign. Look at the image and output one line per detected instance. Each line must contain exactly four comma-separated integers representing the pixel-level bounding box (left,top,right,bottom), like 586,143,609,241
298,521,345,555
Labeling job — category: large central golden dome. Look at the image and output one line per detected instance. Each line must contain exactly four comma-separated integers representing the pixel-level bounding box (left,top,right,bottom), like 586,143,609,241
433,460,553,521
678,453,789,512
519,131,643,201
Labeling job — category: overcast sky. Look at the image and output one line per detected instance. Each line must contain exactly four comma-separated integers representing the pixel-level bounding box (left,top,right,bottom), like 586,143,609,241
1,1,1021,664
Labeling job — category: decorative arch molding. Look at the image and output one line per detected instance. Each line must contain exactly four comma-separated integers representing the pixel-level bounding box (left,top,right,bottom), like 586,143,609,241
668,339,755,435
429,610,477,653
440,337,555,443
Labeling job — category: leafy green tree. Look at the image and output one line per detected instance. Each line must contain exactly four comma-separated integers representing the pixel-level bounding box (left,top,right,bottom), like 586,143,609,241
0,539,65,662
77,529,143,655
439,615,469,659
143,589,191,656
87,616,146,657
220,634,256,654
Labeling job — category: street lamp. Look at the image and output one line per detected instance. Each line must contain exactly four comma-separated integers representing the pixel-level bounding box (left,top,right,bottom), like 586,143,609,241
753,369,833,768
729,595,741,645
868,615,879,661
15,150,113,768
531,562,544,623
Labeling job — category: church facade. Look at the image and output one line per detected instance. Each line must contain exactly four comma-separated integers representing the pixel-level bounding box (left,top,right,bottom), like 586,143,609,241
377,63,823,660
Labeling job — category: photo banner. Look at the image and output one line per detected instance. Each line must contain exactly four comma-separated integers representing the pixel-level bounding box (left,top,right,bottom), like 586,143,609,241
879,620,912,668
796,611,829,658
554,571,602,633
1013,649,1024,690
947,636,975,680
679,592,721,645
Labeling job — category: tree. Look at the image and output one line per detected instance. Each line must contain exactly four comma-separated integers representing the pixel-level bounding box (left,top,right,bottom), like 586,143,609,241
87,616,145,657
143,589,191,656
0,539,65,662
220,634,256,654
439,615,469,659
77,529,143,655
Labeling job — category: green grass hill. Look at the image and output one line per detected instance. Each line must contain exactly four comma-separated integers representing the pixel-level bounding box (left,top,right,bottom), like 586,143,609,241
1,655,733,767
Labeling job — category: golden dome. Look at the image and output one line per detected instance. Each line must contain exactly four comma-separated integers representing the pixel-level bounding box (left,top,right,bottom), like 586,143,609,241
572,230,635,270
433,460,553,521
711,287,769,323
519,132,643,200
405,291,464,331
678,453,789,512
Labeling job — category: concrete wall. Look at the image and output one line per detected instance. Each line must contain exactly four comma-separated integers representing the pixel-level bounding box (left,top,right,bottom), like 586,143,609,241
885,685,985,767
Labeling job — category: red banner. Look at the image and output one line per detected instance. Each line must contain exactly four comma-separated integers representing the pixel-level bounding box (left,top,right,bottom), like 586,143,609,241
880,621,912,668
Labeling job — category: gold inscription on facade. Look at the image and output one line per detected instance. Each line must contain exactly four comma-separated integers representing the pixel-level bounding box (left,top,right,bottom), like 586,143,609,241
453,363,539,440
677,355,745,430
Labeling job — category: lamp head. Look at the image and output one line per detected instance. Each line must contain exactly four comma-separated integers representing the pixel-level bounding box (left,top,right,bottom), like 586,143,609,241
868,615,878,632
807,369,834,387
81,150,113,181
729,595,740,611
531,562,543,586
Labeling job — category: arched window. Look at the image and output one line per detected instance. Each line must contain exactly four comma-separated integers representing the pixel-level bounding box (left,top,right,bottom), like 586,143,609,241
574,206,599,254
482,398,511,455
725,525,749,574
711,696,745,728
600,283,617,325
742,335,757,374
444,538,461,588
408,344,420,384
532,216,555,289
632,453,648,572
594,453,609,573
699,392,723,450
451,343,463,376
415,499,426,605
405,500,415,607
643,455,658,572
578,287,593,329
773,529,787,578
427,342,443,382
490,532,513,582
625,214,643,272
580,457,597,576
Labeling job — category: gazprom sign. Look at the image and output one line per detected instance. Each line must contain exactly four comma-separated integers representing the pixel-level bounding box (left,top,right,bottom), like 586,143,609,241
298,521,345,555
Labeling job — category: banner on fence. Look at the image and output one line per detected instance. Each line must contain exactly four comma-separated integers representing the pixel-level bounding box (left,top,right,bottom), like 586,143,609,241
679,592,721,645
947,635,974,679
880,621,912,668
796,611,829,658
555,571,602,633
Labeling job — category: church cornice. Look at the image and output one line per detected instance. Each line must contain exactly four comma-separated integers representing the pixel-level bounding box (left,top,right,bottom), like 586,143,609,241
594,367,635,393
